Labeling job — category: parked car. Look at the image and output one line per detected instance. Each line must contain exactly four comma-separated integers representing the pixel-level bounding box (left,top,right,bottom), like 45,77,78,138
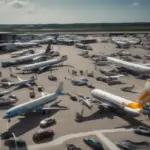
134,126,150,136
29,90,35,98
83,137,103,150
66,144,81,150
33,128,54,142
107,80,123,85
117,140,150,150
70,96,77,101
87,84,95,89
48,75,57,81
1,131,13,140
40,117,56,128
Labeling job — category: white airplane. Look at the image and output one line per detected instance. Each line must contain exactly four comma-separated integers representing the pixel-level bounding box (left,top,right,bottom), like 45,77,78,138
77,95,92,109
0,43,16,52
0,41,39,52
15,44,51,63
3,82,64,121
22,55,68,73
107,57,150,74
14,42,39,48
91,79,150,117
11,49,32,58
1,76,37,88
30,37,55,45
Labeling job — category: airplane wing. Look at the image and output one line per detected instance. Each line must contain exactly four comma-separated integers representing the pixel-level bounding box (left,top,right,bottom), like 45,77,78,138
41,92,48,97
25,83,32,88
38,65,50,73
42,107,68,110
17,76,23,81
91,100,115,108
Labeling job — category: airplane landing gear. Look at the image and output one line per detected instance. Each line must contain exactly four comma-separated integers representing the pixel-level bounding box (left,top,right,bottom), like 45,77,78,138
8,118,11,122
42,110,48,115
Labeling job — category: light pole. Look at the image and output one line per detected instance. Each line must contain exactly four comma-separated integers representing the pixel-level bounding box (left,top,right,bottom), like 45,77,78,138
12,133,18,150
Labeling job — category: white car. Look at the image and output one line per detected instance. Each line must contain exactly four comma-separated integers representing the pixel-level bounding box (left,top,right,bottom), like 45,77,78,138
40,117,56,127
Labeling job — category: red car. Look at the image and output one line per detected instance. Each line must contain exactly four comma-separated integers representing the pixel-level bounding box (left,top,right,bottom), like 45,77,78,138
33,128,54,142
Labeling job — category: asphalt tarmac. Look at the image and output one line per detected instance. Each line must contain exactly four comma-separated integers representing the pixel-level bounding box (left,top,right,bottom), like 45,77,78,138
0,40,150,150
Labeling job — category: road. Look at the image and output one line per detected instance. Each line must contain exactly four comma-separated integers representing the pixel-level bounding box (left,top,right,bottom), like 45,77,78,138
29,128,134,150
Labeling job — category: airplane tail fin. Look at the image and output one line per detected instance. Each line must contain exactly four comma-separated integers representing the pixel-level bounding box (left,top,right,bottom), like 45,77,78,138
137,79,150,107
45,44,51,54
55,82,64,95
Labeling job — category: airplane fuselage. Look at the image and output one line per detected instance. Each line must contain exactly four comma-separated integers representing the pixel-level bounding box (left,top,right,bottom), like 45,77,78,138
23,56,67,71
91,89,140,116
6,79,35,87
3,92,57,118
16,51,44,62
107,57,150,74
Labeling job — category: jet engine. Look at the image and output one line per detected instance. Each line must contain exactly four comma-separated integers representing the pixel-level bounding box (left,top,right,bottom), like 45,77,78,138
123,107,140,117
141,104,150,115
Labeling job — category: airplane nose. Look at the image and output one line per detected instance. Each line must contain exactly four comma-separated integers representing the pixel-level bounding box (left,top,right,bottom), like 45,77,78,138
3,114,9,119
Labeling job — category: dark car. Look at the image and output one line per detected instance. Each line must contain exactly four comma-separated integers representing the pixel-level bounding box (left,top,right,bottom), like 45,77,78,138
66,144,81,150
117,140,150,150
83,137,103,150
134,126,150,136
107,80,123,85
33,128,54,142
48,75,57,81
5,139,26,148
1,131,13,140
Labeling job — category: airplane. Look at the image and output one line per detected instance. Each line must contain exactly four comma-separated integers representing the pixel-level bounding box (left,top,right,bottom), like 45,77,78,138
91,79,150,117
0,42,39,52
11,49,33,58
0,90,12,97
15,44,51,63
30,37,55,45
121,85,135,92
14,41,39,49
107,57,150,74
116,51,131,56
22,55,68,73
77,95,92,109
3,82,64,121
1,76,37,89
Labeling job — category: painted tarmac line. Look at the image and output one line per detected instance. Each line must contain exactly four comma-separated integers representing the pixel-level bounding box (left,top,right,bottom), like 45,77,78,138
96,133,120,150
29,128,133,150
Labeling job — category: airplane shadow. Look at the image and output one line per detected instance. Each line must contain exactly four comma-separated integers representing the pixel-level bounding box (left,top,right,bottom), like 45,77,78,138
0,105,14,110
114,113,150,129
8,101,68,137
121,90,138,94
76,109,116,123
77,108,150,129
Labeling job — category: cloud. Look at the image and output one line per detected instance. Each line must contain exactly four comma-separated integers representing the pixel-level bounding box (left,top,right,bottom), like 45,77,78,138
0,0,29,9
133,2,139,7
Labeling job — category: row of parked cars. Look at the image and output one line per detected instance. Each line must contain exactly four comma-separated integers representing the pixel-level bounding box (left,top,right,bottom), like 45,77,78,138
117,126,150,150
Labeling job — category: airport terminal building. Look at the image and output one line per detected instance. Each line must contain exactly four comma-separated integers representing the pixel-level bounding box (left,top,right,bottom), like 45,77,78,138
0,32,15,43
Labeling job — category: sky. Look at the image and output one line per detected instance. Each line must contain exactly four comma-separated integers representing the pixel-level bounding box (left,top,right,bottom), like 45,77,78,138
0,0,149,24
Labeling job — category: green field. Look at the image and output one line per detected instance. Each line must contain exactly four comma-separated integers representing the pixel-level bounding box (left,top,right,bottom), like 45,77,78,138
0,23,150,33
